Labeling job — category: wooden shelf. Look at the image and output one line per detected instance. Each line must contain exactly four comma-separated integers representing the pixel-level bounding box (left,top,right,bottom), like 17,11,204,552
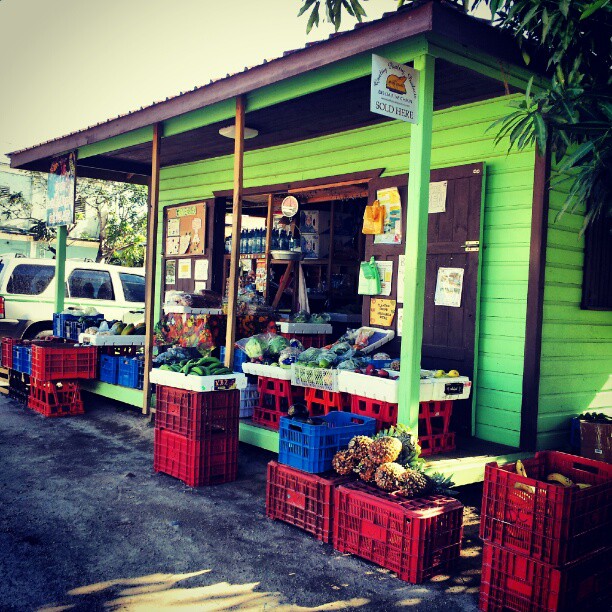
223,253,266,260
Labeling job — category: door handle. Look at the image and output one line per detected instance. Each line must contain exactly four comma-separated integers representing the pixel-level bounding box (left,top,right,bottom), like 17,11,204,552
462,240,480,252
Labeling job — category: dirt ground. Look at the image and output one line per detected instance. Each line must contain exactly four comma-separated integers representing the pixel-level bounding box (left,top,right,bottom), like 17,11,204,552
0,392,484,611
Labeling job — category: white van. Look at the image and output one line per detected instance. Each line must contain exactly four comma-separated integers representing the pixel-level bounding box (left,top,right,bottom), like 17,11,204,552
0,256,145,339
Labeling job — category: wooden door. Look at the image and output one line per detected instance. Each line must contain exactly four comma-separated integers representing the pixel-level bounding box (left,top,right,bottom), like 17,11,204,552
364,162,484,433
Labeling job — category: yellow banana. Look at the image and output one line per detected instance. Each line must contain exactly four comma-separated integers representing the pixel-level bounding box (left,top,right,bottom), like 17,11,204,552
576,483,591,490
514,482,535,495
516,460,528,478
546,473,574,487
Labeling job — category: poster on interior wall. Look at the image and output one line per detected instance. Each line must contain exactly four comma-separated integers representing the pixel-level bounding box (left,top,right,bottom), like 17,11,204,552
194,259,209,281
177,258,192,280
370,298,396,327
434,267,464,308
167,218,180,237
166,237,180,255
397,307,403,336
46,152,76,227
397,255,405,303
429,181,448,214
375,260,394,296
255,260,267,293
165,260,176,285
374,187,403,244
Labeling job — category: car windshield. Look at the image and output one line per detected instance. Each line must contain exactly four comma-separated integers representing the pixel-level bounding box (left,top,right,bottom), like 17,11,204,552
6,264,55,295
119,273,145,302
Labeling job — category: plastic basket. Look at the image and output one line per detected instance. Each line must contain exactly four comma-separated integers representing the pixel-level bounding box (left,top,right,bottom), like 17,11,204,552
333,483,463,583
154,386,239,441
350,394,398,432
291,363,339,392
479,543,611,612
12,345,32,375
1,337,17,369
28,379,84,418
266,461,350,543
117,357,144,389
279,332,328,349
480,451,612,566
153,427,238,487
419,432,456,457
31,344,97,381
240,383,258,418
278,411,376,474
99,354,120,385
53,313,104,340
8,370,30,404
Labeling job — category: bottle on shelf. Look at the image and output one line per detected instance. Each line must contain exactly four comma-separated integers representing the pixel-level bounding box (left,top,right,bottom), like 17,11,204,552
225,235,232,254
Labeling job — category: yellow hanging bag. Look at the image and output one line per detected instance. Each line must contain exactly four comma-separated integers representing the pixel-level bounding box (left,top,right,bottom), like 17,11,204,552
362,199,384,235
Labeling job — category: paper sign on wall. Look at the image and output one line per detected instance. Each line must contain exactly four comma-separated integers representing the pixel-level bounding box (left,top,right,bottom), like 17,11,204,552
194,259,209,281
194,281,207,292
166,260,176,285
375,260,394,296
167,218,180,237
177,258,192,280
397,255,405,303
370,298,396,327
434,267,464,307
397,307,403,336
166,237,180,255
374,187,403,245
429,181,448,214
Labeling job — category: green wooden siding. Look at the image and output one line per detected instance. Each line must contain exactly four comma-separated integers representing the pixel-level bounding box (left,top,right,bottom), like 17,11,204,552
537,173,612,450
157,95,535,448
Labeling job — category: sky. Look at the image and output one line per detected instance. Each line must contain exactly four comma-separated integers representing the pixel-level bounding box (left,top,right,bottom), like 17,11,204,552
0,0,490,159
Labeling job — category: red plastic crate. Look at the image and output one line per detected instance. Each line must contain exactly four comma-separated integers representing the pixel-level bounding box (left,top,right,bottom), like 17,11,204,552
153,427,238,487
279,332,327,349
155,386,239,440
266,461,350,542
480,451,612,566
252,405,284,430
31,344,97,381
257,376,302,412
28,378,84,417
1,337,17,369
479,542,611,612
419,432,456,457
304,387,349,416
350,394,398,432
333,482,463,583
418,400,453,436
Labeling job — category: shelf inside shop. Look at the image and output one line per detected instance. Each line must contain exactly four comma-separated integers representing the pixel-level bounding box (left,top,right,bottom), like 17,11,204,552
224,253,267,260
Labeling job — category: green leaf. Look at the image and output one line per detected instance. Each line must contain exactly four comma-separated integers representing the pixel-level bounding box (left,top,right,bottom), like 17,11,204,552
556,141,596,173
581,0,609,21
521,49,531,65
298,0,318,18
559,0,570,18
533,114,547,153
306,3,320,33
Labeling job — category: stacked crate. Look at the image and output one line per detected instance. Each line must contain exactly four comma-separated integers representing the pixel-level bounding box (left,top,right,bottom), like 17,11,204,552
479,451,612,611
266,412,375,542
153,385,240,487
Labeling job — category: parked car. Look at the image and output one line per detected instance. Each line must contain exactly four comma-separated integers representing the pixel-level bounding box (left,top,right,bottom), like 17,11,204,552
0,256,145,339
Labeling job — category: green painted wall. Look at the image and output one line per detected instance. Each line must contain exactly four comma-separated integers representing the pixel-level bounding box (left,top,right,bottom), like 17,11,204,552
536,170,612,450
157,95,536,448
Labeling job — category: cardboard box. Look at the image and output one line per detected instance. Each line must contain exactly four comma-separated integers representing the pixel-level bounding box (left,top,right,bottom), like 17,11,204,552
300,210,330,235
301,234,330,259
580,420,612,463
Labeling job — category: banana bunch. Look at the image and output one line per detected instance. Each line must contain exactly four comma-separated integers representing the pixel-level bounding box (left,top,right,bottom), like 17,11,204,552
514,460,535,494
158,356,233,376
546,473,591,489
513,459,592,494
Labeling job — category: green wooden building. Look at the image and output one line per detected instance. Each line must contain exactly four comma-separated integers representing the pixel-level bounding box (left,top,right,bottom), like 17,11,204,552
8,1,611,483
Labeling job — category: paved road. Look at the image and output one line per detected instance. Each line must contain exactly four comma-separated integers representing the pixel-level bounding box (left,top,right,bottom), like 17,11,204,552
0,392,482,611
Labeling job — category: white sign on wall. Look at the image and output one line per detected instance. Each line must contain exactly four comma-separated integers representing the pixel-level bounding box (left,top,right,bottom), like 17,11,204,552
371,54,419,124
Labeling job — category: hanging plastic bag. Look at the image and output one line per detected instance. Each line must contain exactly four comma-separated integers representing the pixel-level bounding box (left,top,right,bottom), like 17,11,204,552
357,257,382,295
362,199,384,234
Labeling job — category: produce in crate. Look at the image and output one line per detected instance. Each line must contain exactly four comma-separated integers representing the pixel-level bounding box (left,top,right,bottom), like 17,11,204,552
348,435,373,461
369,436,402,464
374,462,405,491
158,356,233,376
355,458,378,483
332,449,357,475
397,469,429,499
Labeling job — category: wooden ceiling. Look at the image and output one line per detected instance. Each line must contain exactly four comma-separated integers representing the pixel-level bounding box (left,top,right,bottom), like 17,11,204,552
80,59,514,176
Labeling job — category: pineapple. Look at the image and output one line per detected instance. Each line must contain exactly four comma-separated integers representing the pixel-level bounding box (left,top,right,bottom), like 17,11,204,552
374,462,406,491
397,468,429,499
332,449,356,475
347,435,373,461
355,458,377,483
369,436,402,464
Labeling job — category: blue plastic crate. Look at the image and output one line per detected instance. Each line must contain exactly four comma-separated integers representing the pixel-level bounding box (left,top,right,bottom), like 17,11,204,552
278,411,376,474
99,354,120,385
219,346,249,373
53,313,104,340
12,345,32,375
117,357,144,389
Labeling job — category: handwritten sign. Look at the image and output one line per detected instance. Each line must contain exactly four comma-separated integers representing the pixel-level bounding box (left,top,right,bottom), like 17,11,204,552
370,298,396,327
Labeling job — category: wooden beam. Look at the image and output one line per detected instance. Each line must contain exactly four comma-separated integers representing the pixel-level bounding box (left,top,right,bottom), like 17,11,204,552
142,123,162,415
397,52,436,433
520,145,551,450
264,194,274,301
223,96,246,368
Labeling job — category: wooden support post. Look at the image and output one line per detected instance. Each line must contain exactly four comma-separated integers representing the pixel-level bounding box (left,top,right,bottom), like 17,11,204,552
397,53,435,432
224,96,246,368
142,123,162,415
53,225,67,313
263,194,273,301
